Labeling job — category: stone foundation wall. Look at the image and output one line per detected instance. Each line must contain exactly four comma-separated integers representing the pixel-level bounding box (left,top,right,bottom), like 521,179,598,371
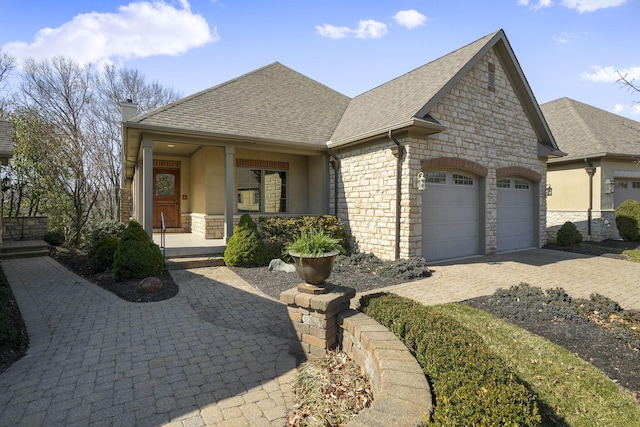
3,217,48,241
546,210,617,241
190,214,225,239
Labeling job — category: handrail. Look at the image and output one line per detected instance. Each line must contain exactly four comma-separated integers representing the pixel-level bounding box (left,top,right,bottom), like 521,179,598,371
160,212,166,265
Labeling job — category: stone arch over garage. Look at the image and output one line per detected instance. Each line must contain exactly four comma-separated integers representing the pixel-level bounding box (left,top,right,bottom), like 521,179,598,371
496,166,541,182
422,157,488,177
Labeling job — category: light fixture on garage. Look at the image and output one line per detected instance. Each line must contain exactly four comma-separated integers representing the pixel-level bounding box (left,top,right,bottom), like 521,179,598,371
604,178,615,194
415,172,426,190
545,184,552,196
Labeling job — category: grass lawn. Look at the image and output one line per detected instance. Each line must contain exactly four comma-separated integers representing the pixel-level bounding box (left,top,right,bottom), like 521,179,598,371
436,303,640,427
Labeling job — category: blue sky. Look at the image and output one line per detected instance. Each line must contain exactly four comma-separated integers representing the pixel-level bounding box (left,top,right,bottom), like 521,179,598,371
1,0,638,119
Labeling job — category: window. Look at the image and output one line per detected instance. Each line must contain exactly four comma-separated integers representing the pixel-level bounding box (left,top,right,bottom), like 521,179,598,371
155,173,175,196
497,179,511,188
236,167,287,213
515,179,530,190
633,182,640,189
453,173,474,186
618,181,628,189
425,172,447,184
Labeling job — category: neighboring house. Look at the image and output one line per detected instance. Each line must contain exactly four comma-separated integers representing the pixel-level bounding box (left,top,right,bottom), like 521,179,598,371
542,97,640,241
0,119,15,247
121,29,562,262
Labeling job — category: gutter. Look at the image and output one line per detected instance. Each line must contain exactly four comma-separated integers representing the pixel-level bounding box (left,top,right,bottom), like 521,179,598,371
389,129,405,261
327,148,340,217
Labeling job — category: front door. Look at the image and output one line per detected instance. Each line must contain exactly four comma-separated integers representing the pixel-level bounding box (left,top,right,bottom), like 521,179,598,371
153,169,180,228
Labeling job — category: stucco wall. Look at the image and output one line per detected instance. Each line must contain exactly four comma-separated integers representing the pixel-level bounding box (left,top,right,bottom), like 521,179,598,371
331,48,548,261
547,161,602,211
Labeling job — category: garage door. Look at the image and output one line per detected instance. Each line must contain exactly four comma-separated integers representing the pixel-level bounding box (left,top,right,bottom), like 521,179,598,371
422,171,480,262
497,178,534,252
614,179,640,207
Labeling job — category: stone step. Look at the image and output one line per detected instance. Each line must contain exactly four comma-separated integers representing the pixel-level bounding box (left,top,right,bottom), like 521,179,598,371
0,248,50,259
165,256,225,270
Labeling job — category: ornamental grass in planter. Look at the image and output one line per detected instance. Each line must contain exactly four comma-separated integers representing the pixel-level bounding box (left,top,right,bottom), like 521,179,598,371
287,228,346,291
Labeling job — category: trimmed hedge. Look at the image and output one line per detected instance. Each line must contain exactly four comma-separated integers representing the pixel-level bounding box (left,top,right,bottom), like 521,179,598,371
113,221,164,281
360,293,541,426
555,221,582,247
616,199,640,241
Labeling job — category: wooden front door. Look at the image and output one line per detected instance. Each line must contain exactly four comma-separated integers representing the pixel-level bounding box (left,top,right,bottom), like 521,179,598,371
153,168,180,228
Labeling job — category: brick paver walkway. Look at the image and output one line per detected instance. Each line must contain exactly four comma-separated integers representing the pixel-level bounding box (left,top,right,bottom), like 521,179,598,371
0,257,296,427
370,249,640,310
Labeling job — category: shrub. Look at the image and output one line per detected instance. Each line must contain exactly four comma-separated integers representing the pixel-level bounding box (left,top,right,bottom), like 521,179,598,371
224,214,268,267
113,221,164,281
43,230,65,246
286,227,345,257
360,293,541,426
88,237,120,273
616,199,640,241
258,215,349,258
87,219,126,248
555,221,582,247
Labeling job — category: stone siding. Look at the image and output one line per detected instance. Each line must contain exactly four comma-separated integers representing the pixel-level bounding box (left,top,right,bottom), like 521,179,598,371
190,214,225,239
3,217,48,241
547,210,617,241
331,49,547,261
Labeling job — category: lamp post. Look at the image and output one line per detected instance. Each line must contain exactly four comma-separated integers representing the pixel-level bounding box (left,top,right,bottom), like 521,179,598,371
585,166,596,241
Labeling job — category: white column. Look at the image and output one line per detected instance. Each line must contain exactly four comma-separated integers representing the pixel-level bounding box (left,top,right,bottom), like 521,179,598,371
142,137,154,238
224,146,235,240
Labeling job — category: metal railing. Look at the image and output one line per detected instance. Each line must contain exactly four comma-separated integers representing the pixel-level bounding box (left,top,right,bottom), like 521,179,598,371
160,212,166,265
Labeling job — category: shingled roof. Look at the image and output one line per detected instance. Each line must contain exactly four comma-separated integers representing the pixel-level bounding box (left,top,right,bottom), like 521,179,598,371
541,97,640,162
132,62,350,146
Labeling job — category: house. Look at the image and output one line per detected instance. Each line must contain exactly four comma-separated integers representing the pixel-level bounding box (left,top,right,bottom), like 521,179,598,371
0,119,15,248
542,97,640,241
121,29,563,262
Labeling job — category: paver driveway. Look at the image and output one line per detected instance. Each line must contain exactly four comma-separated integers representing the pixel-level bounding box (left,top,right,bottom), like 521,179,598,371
0,257,297,427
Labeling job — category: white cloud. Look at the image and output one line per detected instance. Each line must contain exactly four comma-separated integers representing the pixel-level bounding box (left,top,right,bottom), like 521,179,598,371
519,0,628,12
552,32,577,44
612,103,640,116
561,0,628,13
2,1,217,65
582,65,640,83
354,20,388,39
316,19,387,40
394,9,427,29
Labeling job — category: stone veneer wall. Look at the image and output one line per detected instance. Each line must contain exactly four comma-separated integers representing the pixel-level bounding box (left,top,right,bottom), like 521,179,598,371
190,214,225,239
2,217,48,241
547,210,617,241
330,48,547,261
120,186,132,225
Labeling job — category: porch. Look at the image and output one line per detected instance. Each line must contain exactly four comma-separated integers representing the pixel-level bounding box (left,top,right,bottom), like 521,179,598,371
152,232,226,269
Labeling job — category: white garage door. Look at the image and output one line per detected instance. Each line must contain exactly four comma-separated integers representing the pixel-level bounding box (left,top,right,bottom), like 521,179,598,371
614,179,640,207
422,171,480,262
497,178,534,252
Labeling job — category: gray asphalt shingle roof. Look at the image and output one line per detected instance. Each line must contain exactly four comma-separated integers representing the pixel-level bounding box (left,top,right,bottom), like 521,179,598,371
132,62,350,146
541,97,640,160
330,32,498,145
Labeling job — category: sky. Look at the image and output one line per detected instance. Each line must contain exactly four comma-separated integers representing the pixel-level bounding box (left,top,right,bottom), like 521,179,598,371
0,0,639,120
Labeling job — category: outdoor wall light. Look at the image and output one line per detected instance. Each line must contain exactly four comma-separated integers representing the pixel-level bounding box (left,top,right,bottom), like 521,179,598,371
545,184,553,196
1,176,10,193
415,172,426,190
604,178,615,194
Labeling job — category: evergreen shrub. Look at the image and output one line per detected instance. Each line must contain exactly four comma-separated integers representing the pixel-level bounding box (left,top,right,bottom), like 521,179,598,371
616,199,640,241
360,293,541,426
555,221,582,247
224,214,268,267
113,220,163,281
43,230,64,246
88,237,120,273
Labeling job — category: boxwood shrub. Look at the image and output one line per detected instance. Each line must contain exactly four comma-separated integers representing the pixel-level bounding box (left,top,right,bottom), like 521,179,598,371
223,214,268,267
359,293,542,426
616,199,640,241
88,237,120,273
113,221,164,281
555,221,582,247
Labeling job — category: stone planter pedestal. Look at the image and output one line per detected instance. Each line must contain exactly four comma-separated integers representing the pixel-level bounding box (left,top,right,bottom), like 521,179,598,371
280,285,355,359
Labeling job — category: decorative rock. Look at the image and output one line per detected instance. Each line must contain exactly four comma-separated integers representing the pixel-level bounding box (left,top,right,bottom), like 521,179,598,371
268,258,296,273
137,277,164,293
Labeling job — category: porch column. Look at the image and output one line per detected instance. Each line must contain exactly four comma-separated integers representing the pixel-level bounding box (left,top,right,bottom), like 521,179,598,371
224,146,235,240
142,137,154,238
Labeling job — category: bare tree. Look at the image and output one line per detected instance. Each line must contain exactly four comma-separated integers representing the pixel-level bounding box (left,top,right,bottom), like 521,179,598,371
617,70,640,97
0,50,16,111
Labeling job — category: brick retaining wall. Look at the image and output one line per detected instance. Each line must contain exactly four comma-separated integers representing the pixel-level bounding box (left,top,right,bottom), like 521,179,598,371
2,217,48,241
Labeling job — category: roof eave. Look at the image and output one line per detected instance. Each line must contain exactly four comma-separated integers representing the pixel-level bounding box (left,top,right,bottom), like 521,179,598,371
327,118,446,149
548,151,640,164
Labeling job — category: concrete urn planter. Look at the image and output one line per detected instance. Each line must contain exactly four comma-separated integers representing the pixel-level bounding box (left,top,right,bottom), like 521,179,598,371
289,250,340,293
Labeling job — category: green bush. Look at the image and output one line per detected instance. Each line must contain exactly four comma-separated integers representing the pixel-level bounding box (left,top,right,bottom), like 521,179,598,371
113,221,164,281
224,214,268,267
555,221,582,247
616,199,640,241
258,215,349,258
87,220,126,248
43,230,65,246
360,293,541,426
88,237,120,273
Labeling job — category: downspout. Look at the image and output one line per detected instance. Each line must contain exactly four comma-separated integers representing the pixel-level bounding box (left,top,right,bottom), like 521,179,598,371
584,159,596,241
327,149,340,217
389,130,405,261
